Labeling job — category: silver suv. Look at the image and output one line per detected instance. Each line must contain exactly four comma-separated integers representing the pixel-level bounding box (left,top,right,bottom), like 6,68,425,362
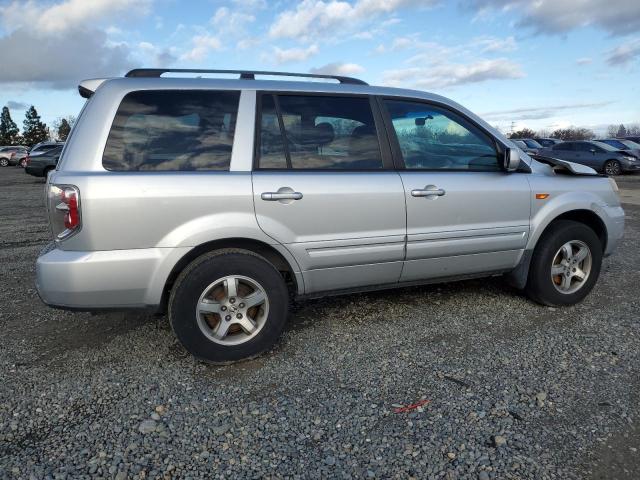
36,69,625,363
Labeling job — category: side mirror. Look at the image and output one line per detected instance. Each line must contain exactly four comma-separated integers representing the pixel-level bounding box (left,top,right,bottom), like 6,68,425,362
503,148,520,172
590,148,596,154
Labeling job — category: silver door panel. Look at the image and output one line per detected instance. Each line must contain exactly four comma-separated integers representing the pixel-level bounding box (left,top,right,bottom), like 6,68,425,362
253,171,407,292
303,262,404,293
402,250,522,282
291,236,405,270
406,227,527,260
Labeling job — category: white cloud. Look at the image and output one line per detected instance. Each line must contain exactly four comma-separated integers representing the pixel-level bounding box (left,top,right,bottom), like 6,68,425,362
383,58,524,89
181,35,222,62
272,44,319,64
481,101,614,121
0,0,150,88
605,38,640,66
474,35,517,53
310,62,365,75
0,28,133,88
138,41,177,67
467,0,640,36
0,0,151,34
576,57,593,66
269,0,435,41
211,6,256,35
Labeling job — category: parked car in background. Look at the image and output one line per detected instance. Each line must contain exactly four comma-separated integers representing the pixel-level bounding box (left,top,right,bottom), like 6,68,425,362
620,135,640,144
542,140,639,175
24,145,63,177
533,138,562,148
29,141,64,157
35,68,624,363
512,139,541,154
598,138,640,159
0,146,28,167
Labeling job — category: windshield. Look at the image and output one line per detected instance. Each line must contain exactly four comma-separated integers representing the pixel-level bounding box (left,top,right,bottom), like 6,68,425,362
621,139,640,149
592,141,618,152
523,139,542,148
601,139,627,149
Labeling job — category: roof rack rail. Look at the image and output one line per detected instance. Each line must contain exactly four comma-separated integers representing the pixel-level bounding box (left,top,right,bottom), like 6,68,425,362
125,68,368,85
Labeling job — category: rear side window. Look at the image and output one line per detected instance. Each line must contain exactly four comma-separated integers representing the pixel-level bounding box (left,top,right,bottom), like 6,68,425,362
103,90,240,171
552,142,572,151
257,94,383,170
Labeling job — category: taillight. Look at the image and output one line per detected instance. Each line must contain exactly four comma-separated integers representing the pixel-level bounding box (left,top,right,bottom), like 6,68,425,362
25,155,30,166
47,184,81,240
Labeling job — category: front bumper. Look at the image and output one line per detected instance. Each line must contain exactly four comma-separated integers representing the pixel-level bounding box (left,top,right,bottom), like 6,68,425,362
621,161,640,172
36,244,190,309
601,204,625,256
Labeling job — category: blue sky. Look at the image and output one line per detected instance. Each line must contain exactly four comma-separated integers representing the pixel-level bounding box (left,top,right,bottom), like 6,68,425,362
1,0,639,136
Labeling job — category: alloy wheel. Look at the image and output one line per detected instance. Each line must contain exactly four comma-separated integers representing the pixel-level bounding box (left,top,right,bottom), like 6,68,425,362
550,240,592,294
195,275,269,346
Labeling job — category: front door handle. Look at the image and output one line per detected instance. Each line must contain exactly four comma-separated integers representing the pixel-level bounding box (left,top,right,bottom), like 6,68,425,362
411,186,446,198
261,191,303,201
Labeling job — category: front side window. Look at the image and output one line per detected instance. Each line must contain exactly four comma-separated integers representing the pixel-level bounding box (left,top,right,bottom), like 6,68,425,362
257,94,383,170
384,100,498,171
103,90,240,171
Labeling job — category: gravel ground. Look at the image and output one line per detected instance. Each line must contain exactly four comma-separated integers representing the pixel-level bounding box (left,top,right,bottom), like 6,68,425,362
1,167,639,479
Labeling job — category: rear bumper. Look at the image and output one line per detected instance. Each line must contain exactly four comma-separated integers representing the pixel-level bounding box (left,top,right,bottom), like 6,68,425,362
36,244,190,309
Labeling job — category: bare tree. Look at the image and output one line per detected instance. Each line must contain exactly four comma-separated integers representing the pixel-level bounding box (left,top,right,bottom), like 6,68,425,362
550,127,595,140
509,128,537,139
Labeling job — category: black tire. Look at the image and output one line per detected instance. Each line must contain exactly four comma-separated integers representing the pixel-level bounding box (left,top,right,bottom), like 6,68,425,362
603,159,621,176
525,220,602,306
169,249,289,364
0,158,8,167
43,167,54,178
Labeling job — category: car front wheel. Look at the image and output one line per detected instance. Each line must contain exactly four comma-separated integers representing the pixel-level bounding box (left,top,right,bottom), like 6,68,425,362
0,158,8,167
603,159,621,176
169,249,289,363
525,220,602,306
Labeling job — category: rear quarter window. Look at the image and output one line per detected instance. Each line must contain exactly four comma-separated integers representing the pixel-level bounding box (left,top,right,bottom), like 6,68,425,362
103,90,240,171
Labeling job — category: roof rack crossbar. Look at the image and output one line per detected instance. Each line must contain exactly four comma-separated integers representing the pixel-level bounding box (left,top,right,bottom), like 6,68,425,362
125,68,368,85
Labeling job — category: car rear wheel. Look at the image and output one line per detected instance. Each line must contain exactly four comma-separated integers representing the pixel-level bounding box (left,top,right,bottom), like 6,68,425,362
169,249,289,363
0,158,8,167
603,159,621,176
525,220,602,306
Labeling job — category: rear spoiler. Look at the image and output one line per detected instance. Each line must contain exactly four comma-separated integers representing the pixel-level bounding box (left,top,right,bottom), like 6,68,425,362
78,78,108,98
530,154,600,176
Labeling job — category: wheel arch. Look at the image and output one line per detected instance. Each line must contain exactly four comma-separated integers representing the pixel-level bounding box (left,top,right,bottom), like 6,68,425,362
506,208,608,289
159,238,303,312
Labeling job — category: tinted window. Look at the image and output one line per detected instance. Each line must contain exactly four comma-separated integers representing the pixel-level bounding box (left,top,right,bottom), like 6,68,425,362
384,100,498,171
576,143,600,152
257,94,383,170
103,90,240,171
552,143,572,151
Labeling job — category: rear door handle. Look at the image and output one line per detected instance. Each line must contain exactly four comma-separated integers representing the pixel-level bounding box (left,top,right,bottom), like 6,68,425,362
261,192,303,201
411,187,446,197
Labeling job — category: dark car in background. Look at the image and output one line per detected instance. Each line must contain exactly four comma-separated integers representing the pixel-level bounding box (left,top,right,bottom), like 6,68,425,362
24,145,63,177
29,141,64,157
533,138,562,148
512,139,542,154
542,140,639,175
599,138,640,159
621,135,640,144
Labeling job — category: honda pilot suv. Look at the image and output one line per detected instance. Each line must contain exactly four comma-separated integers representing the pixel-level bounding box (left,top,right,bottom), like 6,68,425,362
36,69,625,363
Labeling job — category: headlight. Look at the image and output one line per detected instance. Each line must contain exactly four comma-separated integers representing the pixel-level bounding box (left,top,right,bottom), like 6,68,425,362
608,177,619,193
623,156,637,162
